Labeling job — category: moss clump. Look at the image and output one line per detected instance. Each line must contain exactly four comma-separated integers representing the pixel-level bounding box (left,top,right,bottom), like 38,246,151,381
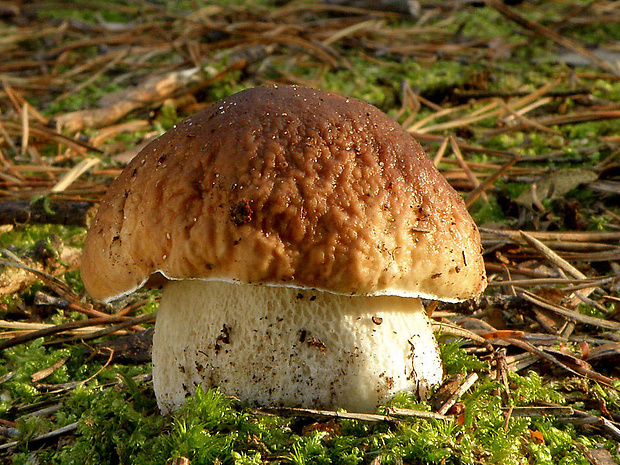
5,344,619,464
440,339,488,376
0,225,85,251
0,341,76,410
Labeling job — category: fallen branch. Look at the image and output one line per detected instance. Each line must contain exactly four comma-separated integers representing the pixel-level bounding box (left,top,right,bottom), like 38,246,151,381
54,45,271,133
49,312,157,345
0,315,129,351
0,200,96,227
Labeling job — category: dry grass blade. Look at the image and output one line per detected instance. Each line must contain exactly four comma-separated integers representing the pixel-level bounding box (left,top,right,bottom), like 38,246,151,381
408,104,470,132
89,120,151,147
504,337,585,380
561,410,620,443
517,232,589,279
0,256,72,296
432,136,449,167
35,347,116,393
505,353,539,373
0,120,103,155
410,132,517,159
321,19,383,46
31,355,70,383
53,49,129,103
269,2,402,19
485,110,620,137
496,98,561,136
488,275,618,291
0,320,105,333
20,104,28,157
413,81,560,134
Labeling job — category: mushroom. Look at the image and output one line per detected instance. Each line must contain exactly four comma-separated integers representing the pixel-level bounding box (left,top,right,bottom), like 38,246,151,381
81,85,487,414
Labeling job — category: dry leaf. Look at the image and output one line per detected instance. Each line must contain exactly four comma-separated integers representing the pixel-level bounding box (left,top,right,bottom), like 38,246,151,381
529,429,545,445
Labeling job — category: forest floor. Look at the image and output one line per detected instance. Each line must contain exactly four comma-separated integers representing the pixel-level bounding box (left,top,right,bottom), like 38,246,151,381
1,0,620,464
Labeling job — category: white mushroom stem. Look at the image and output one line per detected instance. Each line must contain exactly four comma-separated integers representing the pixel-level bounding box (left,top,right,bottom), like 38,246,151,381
152,280,443,414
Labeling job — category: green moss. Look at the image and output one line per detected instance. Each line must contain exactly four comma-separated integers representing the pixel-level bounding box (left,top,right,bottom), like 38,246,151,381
565,120,620,140
46,78,125,114
9,372,618,465
457,7,521,41
0,225,85,251
36,0,136,23
440,339,488,375
54,385,164,464
302,55,468,111
155,100,181,132
0,341,75,408
469,196,506,226
510,372,565,406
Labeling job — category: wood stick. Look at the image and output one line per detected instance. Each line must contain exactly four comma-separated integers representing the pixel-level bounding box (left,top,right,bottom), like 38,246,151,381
0,200,96,227
252,406,401,424
519,231,587,280
438,372,478,415
0,315,131,351
519,231,599,307
54,46,271,133
502,406,574,417
481,228,620,243
0,422,78,452
49,312,156,345
386,407,449,421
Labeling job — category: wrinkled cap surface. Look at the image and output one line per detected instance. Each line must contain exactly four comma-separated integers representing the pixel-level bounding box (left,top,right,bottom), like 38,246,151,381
81,85,487,302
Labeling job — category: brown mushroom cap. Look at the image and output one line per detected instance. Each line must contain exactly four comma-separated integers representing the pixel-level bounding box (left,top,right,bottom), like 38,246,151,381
81,85,486,302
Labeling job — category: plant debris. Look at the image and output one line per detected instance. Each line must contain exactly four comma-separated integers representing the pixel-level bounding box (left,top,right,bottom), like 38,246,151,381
1,0,619,463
